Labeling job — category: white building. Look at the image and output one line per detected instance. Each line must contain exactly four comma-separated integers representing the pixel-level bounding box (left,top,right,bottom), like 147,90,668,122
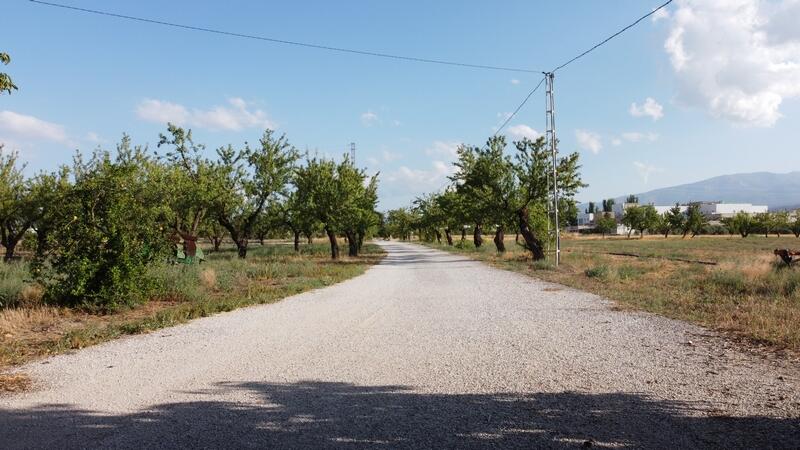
576,212,595,226
698,202,768,218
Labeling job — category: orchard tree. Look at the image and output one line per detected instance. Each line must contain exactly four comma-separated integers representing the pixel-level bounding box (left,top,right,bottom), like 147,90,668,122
213,130,298,258
38,138,170,309
156,125,221,243
790,213,800,238
683,204,707,238
595,214,616,238
513,137,584,260
663,204,685,238
413,193,447,244
28,167,71,259
337,160,379,256
732,211,754,238
450,136,515,252
772,211,789,237
622,205,643,238
0,149,34,260
0,52,17,95
436,188,469,245
385,208,416,241
754,212,774,238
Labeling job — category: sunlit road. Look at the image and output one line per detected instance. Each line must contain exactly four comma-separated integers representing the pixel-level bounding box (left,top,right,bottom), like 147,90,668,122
2,242,798,449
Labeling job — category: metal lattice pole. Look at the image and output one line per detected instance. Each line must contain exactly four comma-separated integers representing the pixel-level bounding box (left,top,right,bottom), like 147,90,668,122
545,72,560,266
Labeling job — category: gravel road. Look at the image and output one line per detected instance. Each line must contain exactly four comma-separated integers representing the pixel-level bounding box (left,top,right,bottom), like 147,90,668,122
2,242,799,449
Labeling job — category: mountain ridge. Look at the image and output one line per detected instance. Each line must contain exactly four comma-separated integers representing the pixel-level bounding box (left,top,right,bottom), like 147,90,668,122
586,171,800,210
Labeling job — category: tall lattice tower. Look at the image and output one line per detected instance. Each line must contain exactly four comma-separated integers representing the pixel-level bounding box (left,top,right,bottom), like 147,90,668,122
350,142,356,165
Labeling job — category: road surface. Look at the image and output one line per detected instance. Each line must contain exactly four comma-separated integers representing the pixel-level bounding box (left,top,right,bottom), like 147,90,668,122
1,242,799,449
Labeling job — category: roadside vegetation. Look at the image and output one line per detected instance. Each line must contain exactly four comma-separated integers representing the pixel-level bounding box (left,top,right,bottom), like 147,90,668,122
0,124,385,386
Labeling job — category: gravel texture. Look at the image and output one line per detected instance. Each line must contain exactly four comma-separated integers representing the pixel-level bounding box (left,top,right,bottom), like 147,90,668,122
1,241,799,449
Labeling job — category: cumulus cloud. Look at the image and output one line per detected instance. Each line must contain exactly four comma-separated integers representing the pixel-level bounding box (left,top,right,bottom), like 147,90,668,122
136,97,275,131
511,79,520,85
575,129,603,154
424,141,461,158
629,97,664,121
0,110,69,143
611,138,623,146
651,6,670,22
633,161,663,184
506,124,540,141
386,160,453,187
664,0,800,127
360,110,379,126
381,150,402,162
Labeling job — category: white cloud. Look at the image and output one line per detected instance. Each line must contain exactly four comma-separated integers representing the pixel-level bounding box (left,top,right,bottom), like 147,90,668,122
629,97,664,121
633,161,663,184
424,140,460,158
611,138,623,146
664,0,800,127
85,131,104,144
621,132,660,143
391,119,402,127
0,110,69,143
511,79,520,85
575,129,603,154
651,6,670,22
136,97,275,131
360,110,379,126
386,160,454,189
506,124,540,141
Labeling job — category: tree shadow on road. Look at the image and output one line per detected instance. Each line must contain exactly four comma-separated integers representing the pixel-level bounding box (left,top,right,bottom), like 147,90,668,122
2,381,798,449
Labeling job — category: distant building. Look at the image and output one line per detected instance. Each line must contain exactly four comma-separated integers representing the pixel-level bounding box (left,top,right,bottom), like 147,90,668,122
576,212,595,226
697,202,768,219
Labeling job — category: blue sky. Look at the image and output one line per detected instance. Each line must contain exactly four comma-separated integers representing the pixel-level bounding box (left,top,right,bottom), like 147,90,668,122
2,0,799,209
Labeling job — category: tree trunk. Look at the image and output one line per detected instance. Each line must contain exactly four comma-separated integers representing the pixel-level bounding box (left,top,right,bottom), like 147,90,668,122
444,228,453,246
434,229,442,244
460,228,466,242
346,231,359,257
212,237,222,252
664,230,669,238
517,208,545,260
305,232,313,244
357,233,364,251
293,230,300,252
4,241,18,262
473,224,483,248
493,225,506,252
236,239,248,258
326,226,339,260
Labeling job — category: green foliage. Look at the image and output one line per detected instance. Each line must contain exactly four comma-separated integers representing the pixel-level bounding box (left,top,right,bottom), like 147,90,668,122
683,204,708,238
663,204,686,238
585,264,611,279
791,213,800,238
213,130,298,258
36,137,170,310
0,148,38,260
0,52,17,95
0,261,29,308
595,214,617,237
385,207,416,240
602,198,615,213
732,211,754,238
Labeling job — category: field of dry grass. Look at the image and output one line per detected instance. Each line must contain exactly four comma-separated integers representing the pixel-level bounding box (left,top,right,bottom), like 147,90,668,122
427,234,800,354
0,242,384,388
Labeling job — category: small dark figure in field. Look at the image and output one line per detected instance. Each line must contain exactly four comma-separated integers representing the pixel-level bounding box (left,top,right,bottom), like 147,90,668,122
774,249,799,267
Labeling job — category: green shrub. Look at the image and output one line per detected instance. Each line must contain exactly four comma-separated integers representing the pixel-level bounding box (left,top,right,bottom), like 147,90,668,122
36,143,170,310
585,265,611,280
0,262,28,308
617,265,648,280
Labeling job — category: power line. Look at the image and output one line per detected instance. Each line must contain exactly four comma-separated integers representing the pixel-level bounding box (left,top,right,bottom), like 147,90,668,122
494,76,546,136
28,0,542,74
552,0,673,73
495,0,672,133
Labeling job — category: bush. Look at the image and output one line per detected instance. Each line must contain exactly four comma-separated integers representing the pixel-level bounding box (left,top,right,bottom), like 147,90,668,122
0,262,28,308
36,144,170,310
585,265,611,280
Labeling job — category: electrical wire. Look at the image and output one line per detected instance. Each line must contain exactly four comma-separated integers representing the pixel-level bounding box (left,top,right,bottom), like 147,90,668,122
28,0,542,74
493,76,546,136
552,0,673,73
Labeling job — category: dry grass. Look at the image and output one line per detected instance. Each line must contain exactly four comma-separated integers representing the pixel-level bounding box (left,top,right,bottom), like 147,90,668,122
427,235,800,353
0,373,32,394
199,268,217,291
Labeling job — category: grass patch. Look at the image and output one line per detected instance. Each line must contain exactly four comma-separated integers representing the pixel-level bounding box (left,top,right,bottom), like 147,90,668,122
0,242,384,375
424,235,800,353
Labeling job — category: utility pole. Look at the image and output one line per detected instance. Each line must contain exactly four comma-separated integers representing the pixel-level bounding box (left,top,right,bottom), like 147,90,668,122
350,142,356,166
544,72,560,267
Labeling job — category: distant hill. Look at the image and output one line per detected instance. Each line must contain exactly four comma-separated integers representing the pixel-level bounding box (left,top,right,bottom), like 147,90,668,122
590,172,800,210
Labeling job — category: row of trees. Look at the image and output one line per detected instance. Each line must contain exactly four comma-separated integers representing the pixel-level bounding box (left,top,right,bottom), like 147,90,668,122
383,135,584,260
614,204,800,239
0,125,379,308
